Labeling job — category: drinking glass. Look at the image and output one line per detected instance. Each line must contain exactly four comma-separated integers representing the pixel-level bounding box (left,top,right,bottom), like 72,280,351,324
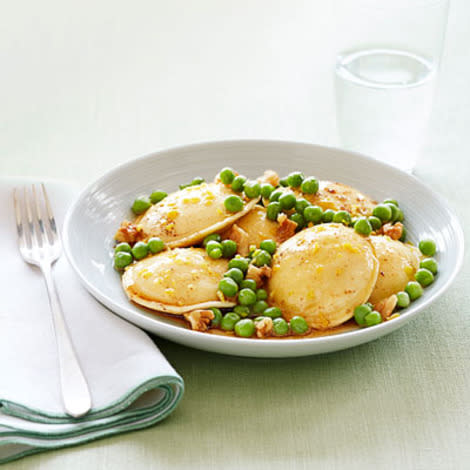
334,0,449,172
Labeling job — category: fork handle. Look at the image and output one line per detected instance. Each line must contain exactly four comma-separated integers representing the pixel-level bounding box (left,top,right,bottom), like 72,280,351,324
41,263,92,418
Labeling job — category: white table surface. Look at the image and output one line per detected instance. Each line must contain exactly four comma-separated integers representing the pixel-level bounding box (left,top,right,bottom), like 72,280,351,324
1,1,469,469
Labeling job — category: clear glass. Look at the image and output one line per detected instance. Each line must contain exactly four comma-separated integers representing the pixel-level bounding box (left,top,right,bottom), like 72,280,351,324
333,0,449,172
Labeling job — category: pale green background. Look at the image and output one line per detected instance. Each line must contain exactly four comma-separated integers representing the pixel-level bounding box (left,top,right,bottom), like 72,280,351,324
1,0,469,468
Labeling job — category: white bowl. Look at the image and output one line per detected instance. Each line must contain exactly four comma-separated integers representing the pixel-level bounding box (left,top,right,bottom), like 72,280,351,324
63,140,464,358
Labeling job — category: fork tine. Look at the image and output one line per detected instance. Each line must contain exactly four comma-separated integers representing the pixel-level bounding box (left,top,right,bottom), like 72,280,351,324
23,187,35,250
33,185,46,238
24,186,41,250
13,188,28,249
41,183,58,243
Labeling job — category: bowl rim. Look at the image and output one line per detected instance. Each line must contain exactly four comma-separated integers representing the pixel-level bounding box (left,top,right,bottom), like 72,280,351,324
62,139,465,350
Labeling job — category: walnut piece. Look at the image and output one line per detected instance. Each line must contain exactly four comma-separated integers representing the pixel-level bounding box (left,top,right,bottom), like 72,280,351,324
225,224,250,256
114,221,143,244
379,222,404,241
246,264,272,288
258,169,280,188
255,317,273,338
276,213,297,243
374,294,398,320
184,309,215,332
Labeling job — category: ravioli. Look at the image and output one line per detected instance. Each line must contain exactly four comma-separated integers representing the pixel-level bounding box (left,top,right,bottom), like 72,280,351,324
234,206,279,246
369,235,421,304
302,181,376,217
122,248,235,314
268,224,379,330
138,182,258,248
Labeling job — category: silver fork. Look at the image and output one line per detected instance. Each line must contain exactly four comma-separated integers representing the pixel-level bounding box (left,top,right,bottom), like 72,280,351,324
13,184,92,418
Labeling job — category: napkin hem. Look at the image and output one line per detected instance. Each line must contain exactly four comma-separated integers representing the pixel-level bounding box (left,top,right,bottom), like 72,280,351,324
0,375,184,424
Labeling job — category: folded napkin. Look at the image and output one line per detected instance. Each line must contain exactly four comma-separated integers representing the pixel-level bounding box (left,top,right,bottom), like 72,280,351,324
0,178,184,464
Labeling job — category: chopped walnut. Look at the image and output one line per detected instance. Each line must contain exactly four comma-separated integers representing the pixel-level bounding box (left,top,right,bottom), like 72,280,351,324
374,294,398,320
114,221,143,244
246,264,272,287
379,222,404,241
225,224,250,256
255,317,273,338
258,169,280,188
276,213,297,243
184,309,215,332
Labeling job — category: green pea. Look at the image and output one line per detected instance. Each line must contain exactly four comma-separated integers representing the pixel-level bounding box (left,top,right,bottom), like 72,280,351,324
419,239,436,256
238,288,257,306
203,233,221,246
322,209,335,223
132,197,151,215
395,208,404,223
252,249,272,267
354,304,372,326
191,177,205,185
269,189,284,202
333,210,352,225
224,267,244,285
290,213,306,230
206,240,222,253
208,247,222,259
272,317,289,336
114,251,133,269
219,278,239,297
373,204,392,222
240,278,257,290
279,192,297,210
368,216,382,231
396,291,410,309
279,177,289,187
244,180,261,199
219,167,235,185
286,171,304,188
405,281,423,301
301,177,319,194
253,300,269,314
260,239,277,255
131,242,149,260
228,256,250,273
231,175,247,192
210,308,222,327
386,203,399,222
221,312,241,331
256,288,268,300
148,237,165,254
364,311,382,327
234,305,251,318
354,217,372,236
221,239,237,258
302,205,322,224
179,177,204,190
224,195,244,213
149,191,167,204
420,258,438,275
383,198,398,207
295,198,310,214
264,307,282,318
289,316,309,335
266,202,281,221
260,183,275,199
115,242,132,253
415,268,434,287
234,318,255,337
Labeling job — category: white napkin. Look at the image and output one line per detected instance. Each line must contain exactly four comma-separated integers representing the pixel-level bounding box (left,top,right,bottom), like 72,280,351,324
0,178,184,464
